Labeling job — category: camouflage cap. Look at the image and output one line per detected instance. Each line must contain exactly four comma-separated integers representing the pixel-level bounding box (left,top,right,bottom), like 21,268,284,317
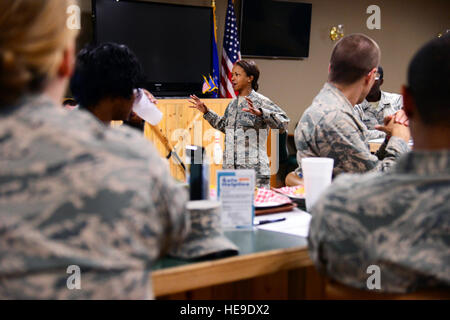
169,200,239,261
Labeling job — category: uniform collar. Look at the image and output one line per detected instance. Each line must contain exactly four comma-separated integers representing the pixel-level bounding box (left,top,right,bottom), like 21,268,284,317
248,89,257,97
0,94,54,116
241,89,256,99
234,90,256,104
361,91,390,110
324,82,354,113
394,150,450,176
378,91,391,106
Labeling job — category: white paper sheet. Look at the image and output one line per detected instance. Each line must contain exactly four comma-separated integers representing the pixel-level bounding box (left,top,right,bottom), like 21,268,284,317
254,208,311,237
218,170,255,228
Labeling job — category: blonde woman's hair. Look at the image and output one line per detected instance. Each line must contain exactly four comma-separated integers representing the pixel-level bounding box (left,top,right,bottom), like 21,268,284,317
0,0,78,106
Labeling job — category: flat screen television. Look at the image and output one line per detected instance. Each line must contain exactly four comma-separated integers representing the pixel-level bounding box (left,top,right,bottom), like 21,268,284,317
93,0,213,97
240,0,312,59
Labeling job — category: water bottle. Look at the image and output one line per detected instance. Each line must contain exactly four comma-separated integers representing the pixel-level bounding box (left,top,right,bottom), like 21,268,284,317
213,131,223,165
187,145,210,200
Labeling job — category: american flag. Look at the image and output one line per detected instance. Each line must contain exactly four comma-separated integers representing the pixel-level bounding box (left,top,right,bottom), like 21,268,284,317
220,0,241,98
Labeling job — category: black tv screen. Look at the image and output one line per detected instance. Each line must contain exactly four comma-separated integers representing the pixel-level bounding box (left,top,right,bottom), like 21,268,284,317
93,0,213,97
240,0,312,59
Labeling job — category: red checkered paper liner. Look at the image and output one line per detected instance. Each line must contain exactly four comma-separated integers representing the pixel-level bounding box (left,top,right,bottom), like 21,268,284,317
210,187,217,200
254,188,292,207
272,185,305,199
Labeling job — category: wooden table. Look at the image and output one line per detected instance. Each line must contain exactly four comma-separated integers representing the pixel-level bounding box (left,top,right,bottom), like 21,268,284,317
152,229,325,299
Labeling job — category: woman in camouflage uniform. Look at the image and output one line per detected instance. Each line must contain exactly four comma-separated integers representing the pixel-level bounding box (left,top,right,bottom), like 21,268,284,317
189,60,289,188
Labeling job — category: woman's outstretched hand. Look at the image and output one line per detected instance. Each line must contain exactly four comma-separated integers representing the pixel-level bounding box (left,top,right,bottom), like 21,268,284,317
242,97,262,116
188,94,208,114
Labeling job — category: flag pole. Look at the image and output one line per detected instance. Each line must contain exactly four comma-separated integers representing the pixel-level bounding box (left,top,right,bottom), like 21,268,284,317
212,0,217,46
211,0,220,97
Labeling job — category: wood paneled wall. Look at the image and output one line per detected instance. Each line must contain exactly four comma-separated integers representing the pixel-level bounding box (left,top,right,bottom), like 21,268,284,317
143,99,231,185
114,98,278,186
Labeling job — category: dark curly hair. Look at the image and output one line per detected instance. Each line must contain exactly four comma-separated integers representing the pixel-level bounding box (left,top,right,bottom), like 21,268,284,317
407,34,450,126
70,43,146,109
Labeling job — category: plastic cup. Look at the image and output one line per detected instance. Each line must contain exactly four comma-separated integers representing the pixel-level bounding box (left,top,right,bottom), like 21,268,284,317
132,89,163,125
301,157,334,212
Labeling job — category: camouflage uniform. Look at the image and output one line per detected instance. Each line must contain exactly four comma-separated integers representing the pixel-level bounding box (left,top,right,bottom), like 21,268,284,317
204,90,289,188
308,150,450,293
354,91,403,140
295,83,409,177
0,95,189,299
